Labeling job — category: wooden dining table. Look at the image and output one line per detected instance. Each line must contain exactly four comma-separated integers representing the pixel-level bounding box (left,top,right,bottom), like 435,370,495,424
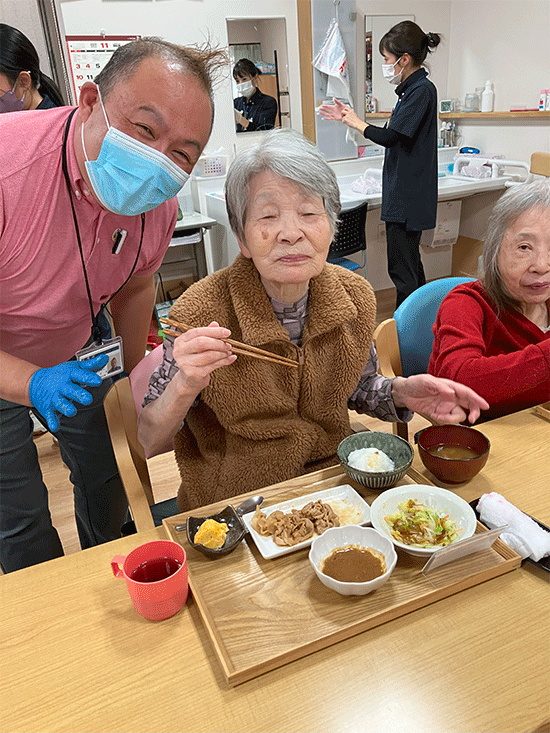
0,407,548,733
408,405,550,506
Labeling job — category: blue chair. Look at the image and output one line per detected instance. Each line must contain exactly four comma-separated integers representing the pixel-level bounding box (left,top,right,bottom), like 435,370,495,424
393,277,475,376
373,276,475,439
327,201,368,273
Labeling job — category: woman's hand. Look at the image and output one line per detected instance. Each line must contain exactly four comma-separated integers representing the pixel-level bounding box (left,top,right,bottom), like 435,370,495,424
234,108,249,129
138,322,237,458
318,98,366,133
392,374,490,425
171,321,237,396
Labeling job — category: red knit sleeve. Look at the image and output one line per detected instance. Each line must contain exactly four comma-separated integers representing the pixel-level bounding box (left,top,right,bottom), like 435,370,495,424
428,286,550,412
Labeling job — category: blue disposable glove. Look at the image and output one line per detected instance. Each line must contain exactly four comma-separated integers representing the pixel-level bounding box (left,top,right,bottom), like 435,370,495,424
28,354,109,432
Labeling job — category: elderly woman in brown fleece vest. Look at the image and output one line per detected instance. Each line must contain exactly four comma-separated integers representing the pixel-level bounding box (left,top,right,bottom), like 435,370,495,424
138,129,488,512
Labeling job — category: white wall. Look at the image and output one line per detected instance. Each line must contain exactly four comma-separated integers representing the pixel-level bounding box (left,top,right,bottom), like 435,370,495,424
446,0,549,239
355,0,549,243
45,0,550,166
14,0,550,248
447,0,549,163
57,0,302,158
259,18,289,95
355,0,549,163
0,0,53,76
355,0,453,120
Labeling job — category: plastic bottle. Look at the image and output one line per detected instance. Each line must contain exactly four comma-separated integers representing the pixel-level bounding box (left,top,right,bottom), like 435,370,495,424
464,92,480,112
539,90,547,111
545,90,550,112
481,81,494,112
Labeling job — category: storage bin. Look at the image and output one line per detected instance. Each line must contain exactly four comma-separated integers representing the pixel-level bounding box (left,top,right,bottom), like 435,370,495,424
193,154,228,178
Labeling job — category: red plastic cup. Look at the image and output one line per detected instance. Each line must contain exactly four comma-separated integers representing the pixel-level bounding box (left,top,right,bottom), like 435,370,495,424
111,540,188,621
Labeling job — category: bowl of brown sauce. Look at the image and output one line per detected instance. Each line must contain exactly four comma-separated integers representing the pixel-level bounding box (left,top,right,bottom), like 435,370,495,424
415,424,490,484
309,526,397,595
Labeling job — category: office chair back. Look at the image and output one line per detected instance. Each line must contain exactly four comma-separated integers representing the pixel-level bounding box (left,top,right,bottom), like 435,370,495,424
327,201,368,272
393,276,475,377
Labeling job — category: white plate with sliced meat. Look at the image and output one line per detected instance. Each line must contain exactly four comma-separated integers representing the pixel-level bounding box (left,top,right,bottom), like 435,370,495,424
241,485,371,560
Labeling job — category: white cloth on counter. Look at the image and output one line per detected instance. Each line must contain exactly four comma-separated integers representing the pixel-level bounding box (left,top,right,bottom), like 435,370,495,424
460,162,492,179
351,173,382,196
477,492,550,561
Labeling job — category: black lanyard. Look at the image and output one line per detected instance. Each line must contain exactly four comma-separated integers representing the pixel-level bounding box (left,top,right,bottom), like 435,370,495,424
61,109,145,344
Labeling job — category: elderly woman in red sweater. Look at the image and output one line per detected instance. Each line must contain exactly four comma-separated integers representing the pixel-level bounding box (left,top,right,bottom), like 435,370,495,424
429,179,550,421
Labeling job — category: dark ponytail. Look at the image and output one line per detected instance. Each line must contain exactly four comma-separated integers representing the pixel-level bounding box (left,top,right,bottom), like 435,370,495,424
0,23,65,106
37,71,65,107
379,21,442,66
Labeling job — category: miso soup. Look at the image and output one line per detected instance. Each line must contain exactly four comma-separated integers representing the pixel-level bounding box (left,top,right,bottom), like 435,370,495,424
427,443,479,460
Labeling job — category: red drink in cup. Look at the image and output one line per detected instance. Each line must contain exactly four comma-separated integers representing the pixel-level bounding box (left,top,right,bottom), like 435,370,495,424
112,540,188,620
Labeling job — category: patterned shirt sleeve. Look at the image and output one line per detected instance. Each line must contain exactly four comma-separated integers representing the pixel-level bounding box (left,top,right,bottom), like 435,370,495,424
142,336,180,407
348,344,412,423
142,304,411,426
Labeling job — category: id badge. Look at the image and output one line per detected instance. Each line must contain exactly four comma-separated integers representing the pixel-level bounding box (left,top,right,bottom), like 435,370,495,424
76,336,124,380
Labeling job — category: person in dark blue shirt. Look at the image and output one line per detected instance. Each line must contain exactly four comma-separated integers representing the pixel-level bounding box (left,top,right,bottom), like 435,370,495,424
233,58,278,132
320,21,441,308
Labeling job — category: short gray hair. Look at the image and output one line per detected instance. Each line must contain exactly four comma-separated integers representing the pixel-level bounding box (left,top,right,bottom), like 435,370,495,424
225,128,341,243
482,179,550,312
94,37,227,111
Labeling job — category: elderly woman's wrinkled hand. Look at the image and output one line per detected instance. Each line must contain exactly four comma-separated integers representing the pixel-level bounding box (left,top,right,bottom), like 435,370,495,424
392,374,490,425
172,321,237,393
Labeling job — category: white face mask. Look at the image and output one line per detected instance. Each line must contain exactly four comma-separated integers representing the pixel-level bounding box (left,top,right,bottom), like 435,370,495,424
382,57,404,85
236,80,255,98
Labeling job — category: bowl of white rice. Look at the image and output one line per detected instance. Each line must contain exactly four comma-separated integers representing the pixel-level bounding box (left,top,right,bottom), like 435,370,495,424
337,432,414,491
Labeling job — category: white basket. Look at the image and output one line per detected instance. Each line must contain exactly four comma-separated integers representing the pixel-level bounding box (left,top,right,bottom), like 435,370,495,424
193,154,228,178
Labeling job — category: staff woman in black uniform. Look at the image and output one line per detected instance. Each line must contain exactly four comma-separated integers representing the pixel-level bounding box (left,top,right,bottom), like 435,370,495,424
320,21,441,308
0,23,65,111
233,58,278,132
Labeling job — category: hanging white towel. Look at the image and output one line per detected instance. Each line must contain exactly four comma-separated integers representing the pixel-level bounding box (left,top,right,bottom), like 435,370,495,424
313,18,352,105
312,18,356,145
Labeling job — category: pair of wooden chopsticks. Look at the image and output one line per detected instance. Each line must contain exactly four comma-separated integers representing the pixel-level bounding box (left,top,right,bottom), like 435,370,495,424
159,317,299,368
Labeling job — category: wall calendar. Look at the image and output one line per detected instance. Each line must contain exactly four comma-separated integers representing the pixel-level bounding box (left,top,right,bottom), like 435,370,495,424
65,35,141,103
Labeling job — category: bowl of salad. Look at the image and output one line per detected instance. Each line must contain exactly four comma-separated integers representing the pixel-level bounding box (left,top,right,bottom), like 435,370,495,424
369,484,477,557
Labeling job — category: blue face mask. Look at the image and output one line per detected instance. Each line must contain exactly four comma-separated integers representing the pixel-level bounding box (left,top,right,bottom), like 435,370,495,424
82,90,189,216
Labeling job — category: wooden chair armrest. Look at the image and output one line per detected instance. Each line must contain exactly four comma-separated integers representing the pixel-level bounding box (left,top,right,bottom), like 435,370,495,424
104,381,156,533
373,319,402,378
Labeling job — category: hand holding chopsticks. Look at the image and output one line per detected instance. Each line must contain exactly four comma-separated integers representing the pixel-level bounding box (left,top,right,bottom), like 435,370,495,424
160,317,299,368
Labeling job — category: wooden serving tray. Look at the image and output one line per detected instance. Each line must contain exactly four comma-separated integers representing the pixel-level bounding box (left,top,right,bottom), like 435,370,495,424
163,466,521,686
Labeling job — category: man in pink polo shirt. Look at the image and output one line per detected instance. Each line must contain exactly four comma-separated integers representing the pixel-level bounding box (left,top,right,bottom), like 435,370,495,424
0,38,225,572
